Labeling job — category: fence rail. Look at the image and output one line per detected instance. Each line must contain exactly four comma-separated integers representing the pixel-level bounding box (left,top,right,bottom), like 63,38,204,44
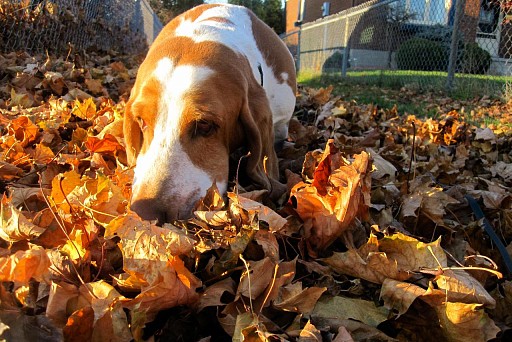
0,0,162,55
284,0,512,96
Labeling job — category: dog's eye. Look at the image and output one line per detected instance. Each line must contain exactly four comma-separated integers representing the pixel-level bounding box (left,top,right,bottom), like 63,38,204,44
194,120,216,137
136,117,147,130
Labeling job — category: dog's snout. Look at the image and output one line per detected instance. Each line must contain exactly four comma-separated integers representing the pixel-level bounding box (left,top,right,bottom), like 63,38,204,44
130,199,167,225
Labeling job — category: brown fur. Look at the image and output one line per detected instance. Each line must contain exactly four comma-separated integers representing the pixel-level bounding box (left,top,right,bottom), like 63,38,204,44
124,4,295,219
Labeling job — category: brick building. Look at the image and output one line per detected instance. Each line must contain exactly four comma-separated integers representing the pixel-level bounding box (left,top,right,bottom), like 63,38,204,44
284,0,510,73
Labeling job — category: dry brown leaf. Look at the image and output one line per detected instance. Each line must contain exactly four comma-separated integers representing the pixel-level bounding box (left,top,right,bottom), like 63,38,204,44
310,85,334,105
368,148,396,181
50,170,82,209
62,306,94,342
311,296,389,328
44,71,67,95
194,210,231,227
254,229,279,261
474,127,496,143
8,116,39,147
233,312,267,342
490,161,512,182
84,78,104,95
332,326,354,342
228,193,287,232
0,201,46,242
311,317,398,342
10,88,34,108
71,98,96,120
401,184,459,225
378,233,447,271
0,161,23,180
0,246,51,283
60,228,88,262
321,234,412,284
380,278,428,316
107,214,200,314
434,269,496,308
298,320,322,341
489,280,512,326
0,311,62,341
80,173,127,224
194,182,225,212
273,283,326,314
291,141,371,255
106,211,195,257
51,171,127,224
76,281,132,341
92,300,133,342
85,134,124,154
123,256,201,318
31,143,55,164
197,277,236,311
255,258,296,310
46,282,80,327
236,257,275,300
435,302,500,342
64,88,93,102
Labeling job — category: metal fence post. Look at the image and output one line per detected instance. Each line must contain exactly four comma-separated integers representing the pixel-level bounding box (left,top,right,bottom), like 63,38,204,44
446,0,466,92
341,17,350,77
296,28,302,73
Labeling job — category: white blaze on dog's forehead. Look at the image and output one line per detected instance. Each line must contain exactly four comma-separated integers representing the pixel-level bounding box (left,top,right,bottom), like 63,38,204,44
174,5,295,141
174,6,259,76
131,57,217,208
175,6,241,45
152,57,214,138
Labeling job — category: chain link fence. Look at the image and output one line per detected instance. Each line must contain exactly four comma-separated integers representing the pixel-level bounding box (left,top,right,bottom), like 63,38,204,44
0,0,162,55
283,0,512,97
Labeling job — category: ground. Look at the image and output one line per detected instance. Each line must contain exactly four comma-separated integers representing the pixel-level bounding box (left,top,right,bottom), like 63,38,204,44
0,51,511,341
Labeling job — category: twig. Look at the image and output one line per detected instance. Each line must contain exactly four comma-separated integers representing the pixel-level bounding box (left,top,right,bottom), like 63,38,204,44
259,263,278,313
59,175,79,219
92,241,106,282
40,179,83,266
235,151,251,196
17,145,66,180
406,121,416,194
239,255,253,314
425,245,503,278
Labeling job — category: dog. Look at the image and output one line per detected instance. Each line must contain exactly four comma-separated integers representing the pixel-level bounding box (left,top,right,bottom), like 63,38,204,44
124,4,296,222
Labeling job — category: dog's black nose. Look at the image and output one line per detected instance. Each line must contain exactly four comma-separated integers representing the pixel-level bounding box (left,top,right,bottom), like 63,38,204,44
130,199,167,225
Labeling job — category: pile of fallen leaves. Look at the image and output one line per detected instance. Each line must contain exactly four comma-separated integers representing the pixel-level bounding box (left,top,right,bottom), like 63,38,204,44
0,51,511,341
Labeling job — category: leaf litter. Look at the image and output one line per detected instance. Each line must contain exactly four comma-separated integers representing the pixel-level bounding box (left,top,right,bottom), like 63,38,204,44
0,51,511,341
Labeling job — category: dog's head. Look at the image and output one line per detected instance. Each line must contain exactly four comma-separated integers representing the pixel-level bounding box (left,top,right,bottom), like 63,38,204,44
124,38,284,222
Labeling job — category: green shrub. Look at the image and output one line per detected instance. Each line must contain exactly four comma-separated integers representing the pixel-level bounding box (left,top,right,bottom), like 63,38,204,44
461,43,491,74
322,51,346,73
396,38,447,71
416,25,464,53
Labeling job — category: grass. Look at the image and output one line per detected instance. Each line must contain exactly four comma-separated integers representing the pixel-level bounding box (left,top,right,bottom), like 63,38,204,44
298,69,511,117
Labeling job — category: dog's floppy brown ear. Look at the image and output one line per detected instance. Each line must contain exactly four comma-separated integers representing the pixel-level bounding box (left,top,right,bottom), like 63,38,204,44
123,99,142,167
240,87,287,201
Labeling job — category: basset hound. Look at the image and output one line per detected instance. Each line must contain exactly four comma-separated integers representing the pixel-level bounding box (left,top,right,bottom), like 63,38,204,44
124,4,296,222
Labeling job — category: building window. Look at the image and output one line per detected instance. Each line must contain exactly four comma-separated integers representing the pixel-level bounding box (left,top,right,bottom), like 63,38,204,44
478,0,500,35
404,0,451,24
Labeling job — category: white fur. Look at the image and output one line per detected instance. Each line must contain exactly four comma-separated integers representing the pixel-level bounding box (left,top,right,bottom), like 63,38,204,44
175,4,295,141
132,58,227,215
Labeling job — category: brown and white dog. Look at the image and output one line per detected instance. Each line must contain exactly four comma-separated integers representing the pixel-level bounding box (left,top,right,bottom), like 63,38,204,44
124,4,296,222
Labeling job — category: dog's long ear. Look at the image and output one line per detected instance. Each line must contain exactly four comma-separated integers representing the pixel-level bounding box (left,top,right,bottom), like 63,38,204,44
240,86,287,201
123,98,142,167
123,78,159,167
